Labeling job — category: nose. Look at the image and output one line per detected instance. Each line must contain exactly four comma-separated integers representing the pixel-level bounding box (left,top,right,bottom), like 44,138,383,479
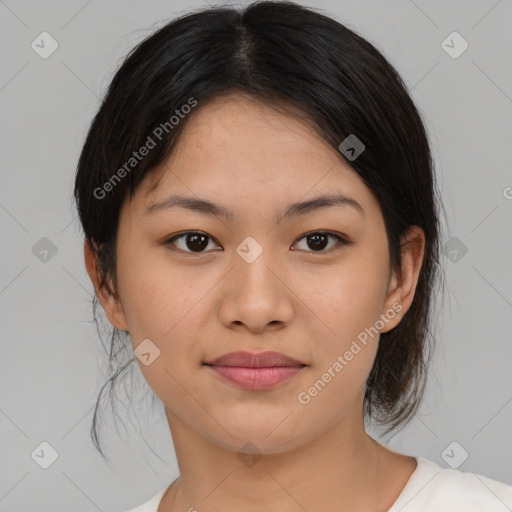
218,248,294,333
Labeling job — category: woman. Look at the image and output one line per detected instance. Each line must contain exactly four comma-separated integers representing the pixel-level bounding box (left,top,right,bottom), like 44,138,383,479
73,1,512,510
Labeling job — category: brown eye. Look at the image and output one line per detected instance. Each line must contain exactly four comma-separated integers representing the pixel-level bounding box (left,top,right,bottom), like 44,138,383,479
165,231,219,253
293,231,349,253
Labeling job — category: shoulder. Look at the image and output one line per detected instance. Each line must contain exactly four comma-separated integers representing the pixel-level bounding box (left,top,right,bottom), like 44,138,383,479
389,456,512,511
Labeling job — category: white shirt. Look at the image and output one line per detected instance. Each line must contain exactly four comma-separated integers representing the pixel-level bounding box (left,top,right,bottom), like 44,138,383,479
123,456,512,511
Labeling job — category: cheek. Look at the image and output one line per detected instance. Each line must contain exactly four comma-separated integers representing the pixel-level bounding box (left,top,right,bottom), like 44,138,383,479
115,245,194,342
117,256,207,402
308,251,389,338
296,263,386,419
302,249,389,402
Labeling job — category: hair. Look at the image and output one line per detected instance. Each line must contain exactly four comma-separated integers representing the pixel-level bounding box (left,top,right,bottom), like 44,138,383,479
73,0,446,460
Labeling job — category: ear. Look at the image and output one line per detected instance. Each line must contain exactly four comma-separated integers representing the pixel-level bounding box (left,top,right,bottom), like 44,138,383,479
380,225,425,333
84,239,129,332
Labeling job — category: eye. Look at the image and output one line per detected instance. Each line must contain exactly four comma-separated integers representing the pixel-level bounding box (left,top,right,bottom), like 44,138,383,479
292,231,349,253
163,230,350,254
164,231,221,253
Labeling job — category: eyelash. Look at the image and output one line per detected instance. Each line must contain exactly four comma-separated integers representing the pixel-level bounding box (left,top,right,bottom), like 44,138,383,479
163,230,351,254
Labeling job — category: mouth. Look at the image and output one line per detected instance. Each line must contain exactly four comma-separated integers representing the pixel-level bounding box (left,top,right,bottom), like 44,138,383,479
203,351,307,391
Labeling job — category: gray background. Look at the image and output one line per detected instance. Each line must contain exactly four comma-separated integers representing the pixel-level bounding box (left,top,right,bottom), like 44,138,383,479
1,0,511,510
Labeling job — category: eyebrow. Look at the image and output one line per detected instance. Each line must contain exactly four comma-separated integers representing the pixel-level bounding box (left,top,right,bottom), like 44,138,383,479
145,192,366,222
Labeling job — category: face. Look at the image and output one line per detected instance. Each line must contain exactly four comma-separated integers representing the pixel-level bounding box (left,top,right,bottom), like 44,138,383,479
87,93,423,455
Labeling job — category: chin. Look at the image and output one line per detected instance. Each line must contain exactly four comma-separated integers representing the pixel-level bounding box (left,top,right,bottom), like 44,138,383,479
209,421,311,456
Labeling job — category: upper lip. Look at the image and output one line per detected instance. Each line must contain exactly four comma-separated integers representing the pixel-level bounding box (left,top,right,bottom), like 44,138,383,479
204,351,305,368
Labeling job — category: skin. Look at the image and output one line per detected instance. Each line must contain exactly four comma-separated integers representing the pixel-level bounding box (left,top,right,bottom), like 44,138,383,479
85,92,425,511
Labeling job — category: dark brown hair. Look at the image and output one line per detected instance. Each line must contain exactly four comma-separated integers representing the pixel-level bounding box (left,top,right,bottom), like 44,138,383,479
73,0,446,459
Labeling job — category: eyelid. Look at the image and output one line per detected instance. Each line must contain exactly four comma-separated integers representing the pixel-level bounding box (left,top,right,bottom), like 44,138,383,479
163,230,351,254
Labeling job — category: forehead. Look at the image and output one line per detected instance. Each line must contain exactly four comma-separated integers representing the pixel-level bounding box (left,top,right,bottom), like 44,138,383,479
167,93,336,166
133,93,376,219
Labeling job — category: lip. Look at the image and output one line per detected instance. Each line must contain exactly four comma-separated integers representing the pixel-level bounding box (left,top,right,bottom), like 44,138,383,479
204,350,304,368
203,351,306,391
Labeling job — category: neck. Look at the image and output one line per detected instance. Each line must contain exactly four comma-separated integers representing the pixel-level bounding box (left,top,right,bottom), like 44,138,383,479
159,406,414,512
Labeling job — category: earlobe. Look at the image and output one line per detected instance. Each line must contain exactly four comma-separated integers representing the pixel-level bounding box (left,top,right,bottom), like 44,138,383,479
83,239,129,332
381,226,425,333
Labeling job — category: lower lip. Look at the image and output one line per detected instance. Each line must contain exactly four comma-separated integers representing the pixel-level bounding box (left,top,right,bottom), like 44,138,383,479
206,365,304,390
